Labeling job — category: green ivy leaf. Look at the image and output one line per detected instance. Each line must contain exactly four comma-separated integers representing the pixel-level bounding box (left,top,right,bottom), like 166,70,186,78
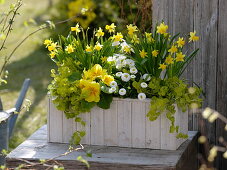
97,93,113,109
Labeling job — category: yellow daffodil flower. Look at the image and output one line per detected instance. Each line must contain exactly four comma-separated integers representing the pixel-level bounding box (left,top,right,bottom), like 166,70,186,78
65,44,74,54
177,37,185,48
44,39,52,47
176,52,185,62
139,49,147,58
168,45,178,54
105,23,116,33
113,32,123,42
49,51,56,59
159,64,167,70
131,34,140,44
94,43,103,51
157,22,168,34
101,56,107,63
95,27,105,38
102,75,114,86
71,23,81,34
127,24,138,35
189,31,199,42
123,46,132,54
165,55,174,65
48,42,57,51
152,50,159,57
85,45,93,52
145,32,154,42
80,80,100,102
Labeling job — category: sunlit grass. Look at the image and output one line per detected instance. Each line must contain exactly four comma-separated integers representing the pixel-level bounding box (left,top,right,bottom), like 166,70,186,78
0,0,56,149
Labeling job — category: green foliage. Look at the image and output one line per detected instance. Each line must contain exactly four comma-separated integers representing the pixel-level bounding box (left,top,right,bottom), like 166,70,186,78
133,76,202,137
97,93,113,109
77,156,90,168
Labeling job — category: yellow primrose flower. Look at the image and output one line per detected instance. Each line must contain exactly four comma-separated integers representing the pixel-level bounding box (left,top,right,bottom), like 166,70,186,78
94,43,103,51
85,45,93,52
71,23,81,34
101,56,107,63
139,49,147,58
105,23,116,33
127,24,138,35
177,37,185,48
165,55,174,65
189,31,199,42
44,39,52,47
48,42,57,51
83,64,107,80
157,22,168,34
102,75,114,86
168,45,178,54
152,50,159,57
159,64,167,70
80,80,100,102
65,44,74,54
176,52,185,62
95,27,105,38
49,51,56,59
113,32,123,42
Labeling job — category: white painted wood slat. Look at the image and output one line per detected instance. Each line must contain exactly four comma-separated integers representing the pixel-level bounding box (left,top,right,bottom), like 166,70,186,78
48,98,188,150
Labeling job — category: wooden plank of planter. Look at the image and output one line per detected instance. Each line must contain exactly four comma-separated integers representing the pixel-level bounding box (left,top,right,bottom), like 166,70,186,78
6,125,198,170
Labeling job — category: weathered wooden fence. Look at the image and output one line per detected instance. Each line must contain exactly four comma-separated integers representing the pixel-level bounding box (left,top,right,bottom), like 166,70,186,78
152,0,227,169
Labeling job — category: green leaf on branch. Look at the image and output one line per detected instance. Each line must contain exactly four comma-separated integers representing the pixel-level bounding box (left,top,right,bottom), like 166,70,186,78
77,156,90,168
97,93,113,109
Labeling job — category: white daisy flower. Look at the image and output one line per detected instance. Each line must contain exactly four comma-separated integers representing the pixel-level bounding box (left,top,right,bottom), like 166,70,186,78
116,72,122,77
118,54,127,61
130,67,138,74
138,93,146,100
110,81,117,87
112,41,120,46
109,87,117,93
107,57,114,62
125,59,135,67
121,73,131,82
119,88,126,96
130,75,136,79
143,74,151,81
140,82,148,88
116,64,123,69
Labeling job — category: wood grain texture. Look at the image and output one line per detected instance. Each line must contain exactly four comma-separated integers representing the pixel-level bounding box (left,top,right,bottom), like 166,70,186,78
131,101,146,148
117,100,132,147
91,107,104,145
104,100,118,146
6,125,198,170
48,99,187,150
217,0,227,168
145,102,161,149
48,99,63,143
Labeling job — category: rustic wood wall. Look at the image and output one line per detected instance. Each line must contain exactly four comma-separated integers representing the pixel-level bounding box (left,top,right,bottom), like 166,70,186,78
152,0,227,169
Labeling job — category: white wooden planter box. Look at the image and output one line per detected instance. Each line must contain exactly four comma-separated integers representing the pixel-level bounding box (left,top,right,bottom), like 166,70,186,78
47,98,188,150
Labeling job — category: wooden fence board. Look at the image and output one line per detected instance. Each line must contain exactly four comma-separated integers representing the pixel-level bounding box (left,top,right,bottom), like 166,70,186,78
217,0,227,168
